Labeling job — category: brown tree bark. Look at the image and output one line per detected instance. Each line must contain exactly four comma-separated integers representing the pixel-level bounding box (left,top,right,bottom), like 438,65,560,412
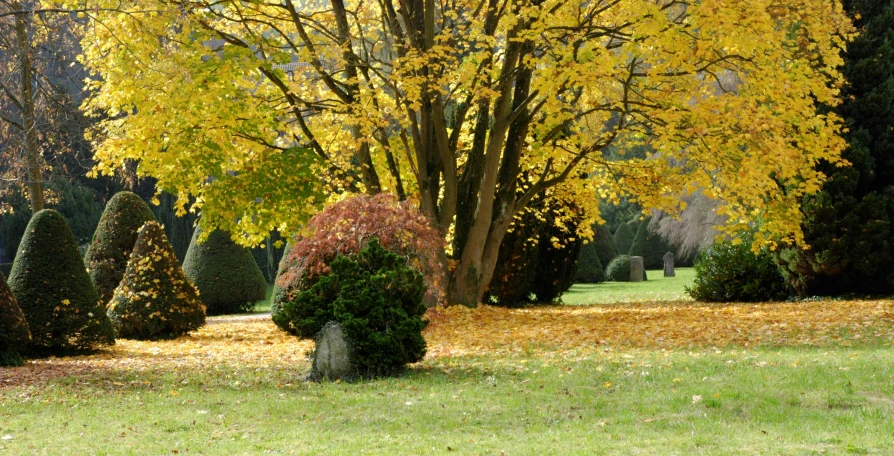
13,2,43,212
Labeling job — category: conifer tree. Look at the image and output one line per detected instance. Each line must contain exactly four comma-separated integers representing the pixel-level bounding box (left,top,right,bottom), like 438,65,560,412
108,222,205,339
0,271,30,366
183,228,267,315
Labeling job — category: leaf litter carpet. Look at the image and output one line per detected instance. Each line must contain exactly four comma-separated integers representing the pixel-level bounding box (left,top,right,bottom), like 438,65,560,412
2,300,893,388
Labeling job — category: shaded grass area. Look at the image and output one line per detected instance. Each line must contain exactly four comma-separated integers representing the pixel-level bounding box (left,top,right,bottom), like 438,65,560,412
251,284,275,314
562,267,696,305
2,346,893,454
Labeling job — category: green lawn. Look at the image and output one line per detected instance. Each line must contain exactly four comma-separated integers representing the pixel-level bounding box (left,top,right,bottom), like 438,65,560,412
2,345,893,454
562,267,696,305
251,284,275,314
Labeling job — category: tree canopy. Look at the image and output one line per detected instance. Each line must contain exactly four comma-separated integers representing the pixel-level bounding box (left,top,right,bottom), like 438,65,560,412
62,0,853,304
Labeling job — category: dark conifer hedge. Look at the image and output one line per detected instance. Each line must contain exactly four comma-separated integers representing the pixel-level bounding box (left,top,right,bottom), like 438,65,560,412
0,271,30,366
85,192,157,304
612,223,636,257
183,228,267,315
8,210,115,352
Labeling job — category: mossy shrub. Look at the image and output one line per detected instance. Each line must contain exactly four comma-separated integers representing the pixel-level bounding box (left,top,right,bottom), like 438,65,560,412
274,239,427,378
182,228,267,315
85,192,157,305
8,209,115,352
108,222,206,339
686,232,789,302
0,271,31,366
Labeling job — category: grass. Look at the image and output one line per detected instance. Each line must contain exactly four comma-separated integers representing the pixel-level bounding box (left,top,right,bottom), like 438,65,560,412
561,267,696,305
251,285,275,314
2,344,893,454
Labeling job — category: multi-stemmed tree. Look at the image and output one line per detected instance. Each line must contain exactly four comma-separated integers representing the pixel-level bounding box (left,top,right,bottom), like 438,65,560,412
63,0,852,305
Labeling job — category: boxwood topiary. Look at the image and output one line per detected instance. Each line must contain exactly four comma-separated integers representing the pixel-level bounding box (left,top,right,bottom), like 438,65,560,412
628,217,672,269
612,223,636,257
686,231,789,302
592,224,618,267
605,255,630,282
8,209,115,352
85,192,157,305
183,228,268,315
108,222,206,339
274,238,427,378
0,271,30,366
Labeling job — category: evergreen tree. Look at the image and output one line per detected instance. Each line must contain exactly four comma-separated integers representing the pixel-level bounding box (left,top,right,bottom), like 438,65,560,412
108,222,205,339
574,243,605,283
592,223,618,267
0,271,30,366
628,217,672,269
8,210,114,352
85,192,157,304
612,223,636,257
777,0,894,295
183,228,268,315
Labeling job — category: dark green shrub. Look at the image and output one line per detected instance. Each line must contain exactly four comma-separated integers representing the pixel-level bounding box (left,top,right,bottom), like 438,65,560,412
0,271,31,366
8,209,115,352
612,223,636,257
148,191,197,262
592,224,618,267
85,192,157,305
108,222,205,339
628,217,672,269
273,239,427,378
574,243,605,283
183,228,268,315
686,232,789,302
605,255,631,282
271,241,293,332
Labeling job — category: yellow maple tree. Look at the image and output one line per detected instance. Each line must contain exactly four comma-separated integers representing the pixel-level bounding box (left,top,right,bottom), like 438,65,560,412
58,0,853,305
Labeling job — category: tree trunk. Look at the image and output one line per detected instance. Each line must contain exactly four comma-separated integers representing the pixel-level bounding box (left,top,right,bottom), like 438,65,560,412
14,4,43,213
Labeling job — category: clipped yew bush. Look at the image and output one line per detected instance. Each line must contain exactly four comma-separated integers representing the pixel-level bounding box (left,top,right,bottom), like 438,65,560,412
612,223,636,256
605,255,631,282
592,223,618,267
183,228,267,315
574,243,605,283
628,217,672,268
108,222,206,339
0,271,30,366
8,209,115,352
275,238,427,377
85,191,157,305
687,231,789,302
272,193,442,335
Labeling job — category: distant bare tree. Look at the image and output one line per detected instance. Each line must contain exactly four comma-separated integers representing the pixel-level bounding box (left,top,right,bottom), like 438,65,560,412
650,191,725,260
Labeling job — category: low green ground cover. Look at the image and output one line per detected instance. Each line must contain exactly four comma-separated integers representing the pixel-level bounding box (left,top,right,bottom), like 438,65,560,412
1,345,892,454
562,267,696,305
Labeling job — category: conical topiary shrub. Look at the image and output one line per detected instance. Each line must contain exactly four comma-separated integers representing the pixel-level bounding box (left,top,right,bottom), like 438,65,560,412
8,209,115,352
612,223,636,256
0,271,31,366
183,228,268,315
592,223,618,267
271,240,293,332
574,243,605,283
85,192,157,305
108,222,206,339
628,217,672,269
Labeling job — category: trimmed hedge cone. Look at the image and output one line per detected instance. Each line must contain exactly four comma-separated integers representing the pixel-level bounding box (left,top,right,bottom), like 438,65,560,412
85,192,157,305
8,209,115,352
183,228,267,315
0,271,31,366
108,222,206,339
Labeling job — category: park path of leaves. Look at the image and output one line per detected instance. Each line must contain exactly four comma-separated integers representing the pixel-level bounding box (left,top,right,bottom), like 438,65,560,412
2,300,893,388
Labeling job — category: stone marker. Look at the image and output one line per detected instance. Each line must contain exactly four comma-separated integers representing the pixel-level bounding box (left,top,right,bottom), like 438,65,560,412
663,252,675,277
629,256,644,282
308,321,354,382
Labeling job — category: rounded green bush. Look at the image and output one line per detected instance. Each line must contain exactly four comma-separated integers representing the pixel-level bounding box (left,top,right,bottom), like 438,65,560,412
8,209,115,352
108,222,206,339
274,239,427,378
605,255,631,282
686,232,789,302
0,271,31,366
183,228,267,315
85,192,157,305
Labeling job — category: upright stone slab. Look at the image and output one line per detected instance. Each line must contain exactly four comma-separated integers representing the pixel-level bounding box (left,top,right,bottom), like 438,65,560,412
629,256,644,282
663,252,675,277
308,321,355,381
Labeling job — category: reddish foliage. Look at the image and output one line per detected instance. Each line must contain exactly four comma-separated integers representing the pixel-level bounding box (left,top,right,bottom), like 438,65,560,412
278,194,444,299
